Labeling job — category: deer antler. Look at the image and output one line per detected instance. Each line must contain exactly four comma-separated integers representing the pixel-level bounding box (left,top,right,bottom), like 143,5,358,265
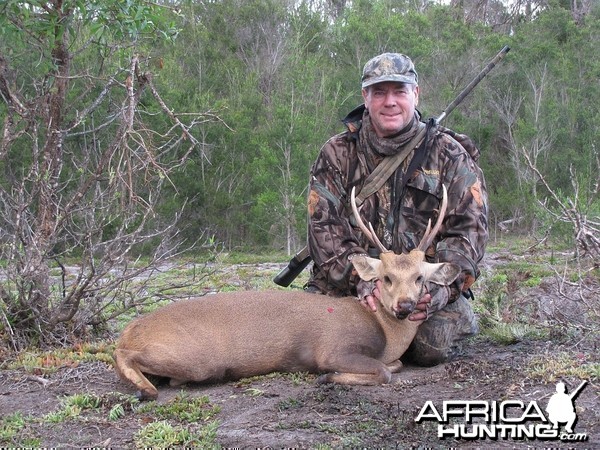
417,184,448,251
350,187,388,253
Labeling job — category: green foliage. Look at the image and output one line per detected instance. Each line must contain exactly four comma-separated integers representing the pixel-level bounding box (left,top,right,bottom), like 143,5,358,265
484,322,543,345
0,389,220,447
133,393,220,448
474,264,551,344
134,421,193,447
108,403,126,421
42,393,105,423
526,352,600,382
0,0,179,42
0,412,29,443
133,420,219,448
1,0,598,252
136,392,221,422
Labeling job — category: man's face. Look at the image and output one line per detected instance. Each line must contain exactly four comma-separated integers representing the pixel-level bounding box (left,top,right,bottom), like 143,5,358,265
362,81,419,137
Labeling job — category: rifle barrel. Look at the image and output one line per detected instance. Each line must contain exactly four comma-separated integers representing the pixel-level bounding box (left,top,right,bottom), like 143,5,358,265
436,45,510,125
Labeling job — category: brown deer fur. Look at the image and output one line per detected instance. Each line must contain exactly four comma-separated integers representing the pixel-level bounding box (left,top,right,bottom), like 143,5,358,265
113,251,460,400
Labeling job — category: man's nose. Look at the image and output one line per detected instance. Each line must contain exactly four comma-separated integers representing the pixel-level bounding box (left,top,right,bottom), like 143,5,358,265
383,92,397,105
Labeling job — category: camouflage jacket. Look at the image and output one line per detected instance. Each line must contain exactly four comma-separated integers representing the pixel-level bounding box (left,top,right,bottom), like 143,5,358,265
307,105,488,300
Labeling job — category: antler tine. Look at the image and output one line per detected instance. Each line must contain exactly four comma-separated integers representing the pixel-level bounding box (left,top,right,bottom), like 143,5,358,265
422,218,432,240
350,187,388,253
417,184,448,252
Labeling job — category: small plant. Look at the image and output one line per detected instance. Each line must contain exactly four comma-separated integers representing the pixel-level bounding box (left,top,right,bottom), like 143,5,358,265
0,412,27,442
64,393,102,409
134,420,195,447
483,322,538,345
108,403,126,421
133,420,220,448
526,352,600,382
44,405,82,424
131,392,221,447
287,371,314,385
244,387,265,397
135,392,221,422
42,393,104,424
277,397,302,411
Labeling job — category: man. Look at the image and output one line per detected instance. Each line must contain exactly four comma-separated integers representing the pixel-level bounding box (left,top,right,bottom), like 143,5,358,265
306,53,488,366
546,382,578,433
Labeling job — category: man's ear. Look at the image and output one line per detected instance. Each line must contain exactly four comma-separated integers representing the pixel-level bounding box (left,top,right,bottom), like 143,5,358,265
350,254,381,281
361,87,369,106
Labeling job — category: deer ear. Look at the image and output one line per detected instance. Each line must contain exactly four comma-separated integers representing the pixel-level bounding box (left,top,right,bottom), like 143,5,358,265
422,262,461,285
349,254,381,281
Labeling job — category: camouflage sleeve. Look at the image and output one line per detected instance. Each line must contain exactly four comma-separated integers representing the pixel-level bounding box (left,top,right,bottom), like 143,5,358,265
434,133,489,299
307,137,364,291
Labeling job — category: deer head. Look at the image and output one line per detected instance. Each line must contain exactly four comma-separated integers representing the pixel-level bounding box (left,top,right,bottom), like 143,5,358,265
349,185,461,319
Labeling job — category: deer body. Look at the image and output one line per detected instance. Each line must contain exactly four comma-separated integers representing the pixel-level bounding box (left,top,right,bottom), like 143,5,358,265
114,186,459,399
114,287,423,399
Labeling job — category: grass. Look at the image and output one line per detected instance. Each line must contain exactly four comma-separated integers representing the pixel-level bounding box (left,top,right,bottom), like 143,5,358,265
221,251,291,265
133,393,221,448
277,397,303,411
0,390,222,448
471,234,599,346
136,391,221,422
0,412,38,446
2,341,115,372
133,420,220,448
526,351,600,382
482,322,546,345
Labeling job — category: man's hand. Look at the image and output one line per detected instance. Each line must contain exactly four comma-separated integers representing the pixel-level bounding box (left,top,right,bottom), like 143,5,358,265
357,279,382,312
408,285,450,321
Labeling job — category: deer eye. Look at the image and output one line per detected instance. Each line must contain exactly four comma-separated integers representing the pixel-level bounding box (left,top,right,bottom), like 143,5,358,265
416,275,423,284
383,276,391,285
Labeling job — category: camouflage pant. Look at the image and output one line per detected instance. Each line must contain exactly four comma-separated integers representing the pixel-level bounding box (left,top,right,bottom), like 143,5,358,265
402,295,478,366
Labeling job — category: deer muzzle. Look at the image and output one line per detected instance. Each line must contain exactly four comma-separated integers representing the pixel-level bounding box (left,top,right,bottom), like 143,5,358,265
394,300,415,319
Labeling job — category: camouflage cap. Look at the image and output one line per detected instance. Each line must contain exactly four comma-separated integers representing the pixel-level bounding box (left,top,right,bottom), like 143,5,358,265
361,53,418,88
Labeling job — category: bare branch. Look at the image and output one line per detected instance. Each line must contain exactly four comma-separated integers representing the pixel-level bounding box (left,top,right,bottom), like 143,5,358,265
524,146,600,262
0,42,227,349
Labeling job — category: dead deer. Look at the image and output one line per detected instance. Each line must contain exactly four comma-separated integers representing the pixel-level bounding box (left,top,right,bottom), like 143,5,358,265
113,185,459,400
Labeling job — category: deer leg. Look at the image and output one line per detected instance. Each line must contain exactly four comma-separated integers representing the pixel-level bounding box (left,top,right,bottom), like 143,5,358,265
317,354,392,385
387,359,404,373
113,349,159,400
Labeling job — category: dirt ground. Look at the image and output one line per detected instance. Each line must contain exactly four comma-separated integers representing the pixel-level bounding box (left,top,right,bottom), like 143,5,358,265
1,253,598,448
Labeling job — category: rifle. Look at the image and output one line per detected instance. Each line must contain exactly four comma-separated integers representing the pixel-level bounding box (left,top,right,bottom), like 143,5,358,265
273,46,510,288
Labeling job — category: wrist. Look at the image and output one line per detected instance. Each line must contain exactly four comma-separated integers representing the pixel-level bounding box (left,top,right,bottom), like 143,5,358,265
356,279,376,301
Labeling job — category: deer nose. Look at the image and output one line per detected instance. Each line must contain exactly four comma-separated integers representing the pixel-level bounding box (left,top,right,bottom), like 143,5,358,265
394,301,414,319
